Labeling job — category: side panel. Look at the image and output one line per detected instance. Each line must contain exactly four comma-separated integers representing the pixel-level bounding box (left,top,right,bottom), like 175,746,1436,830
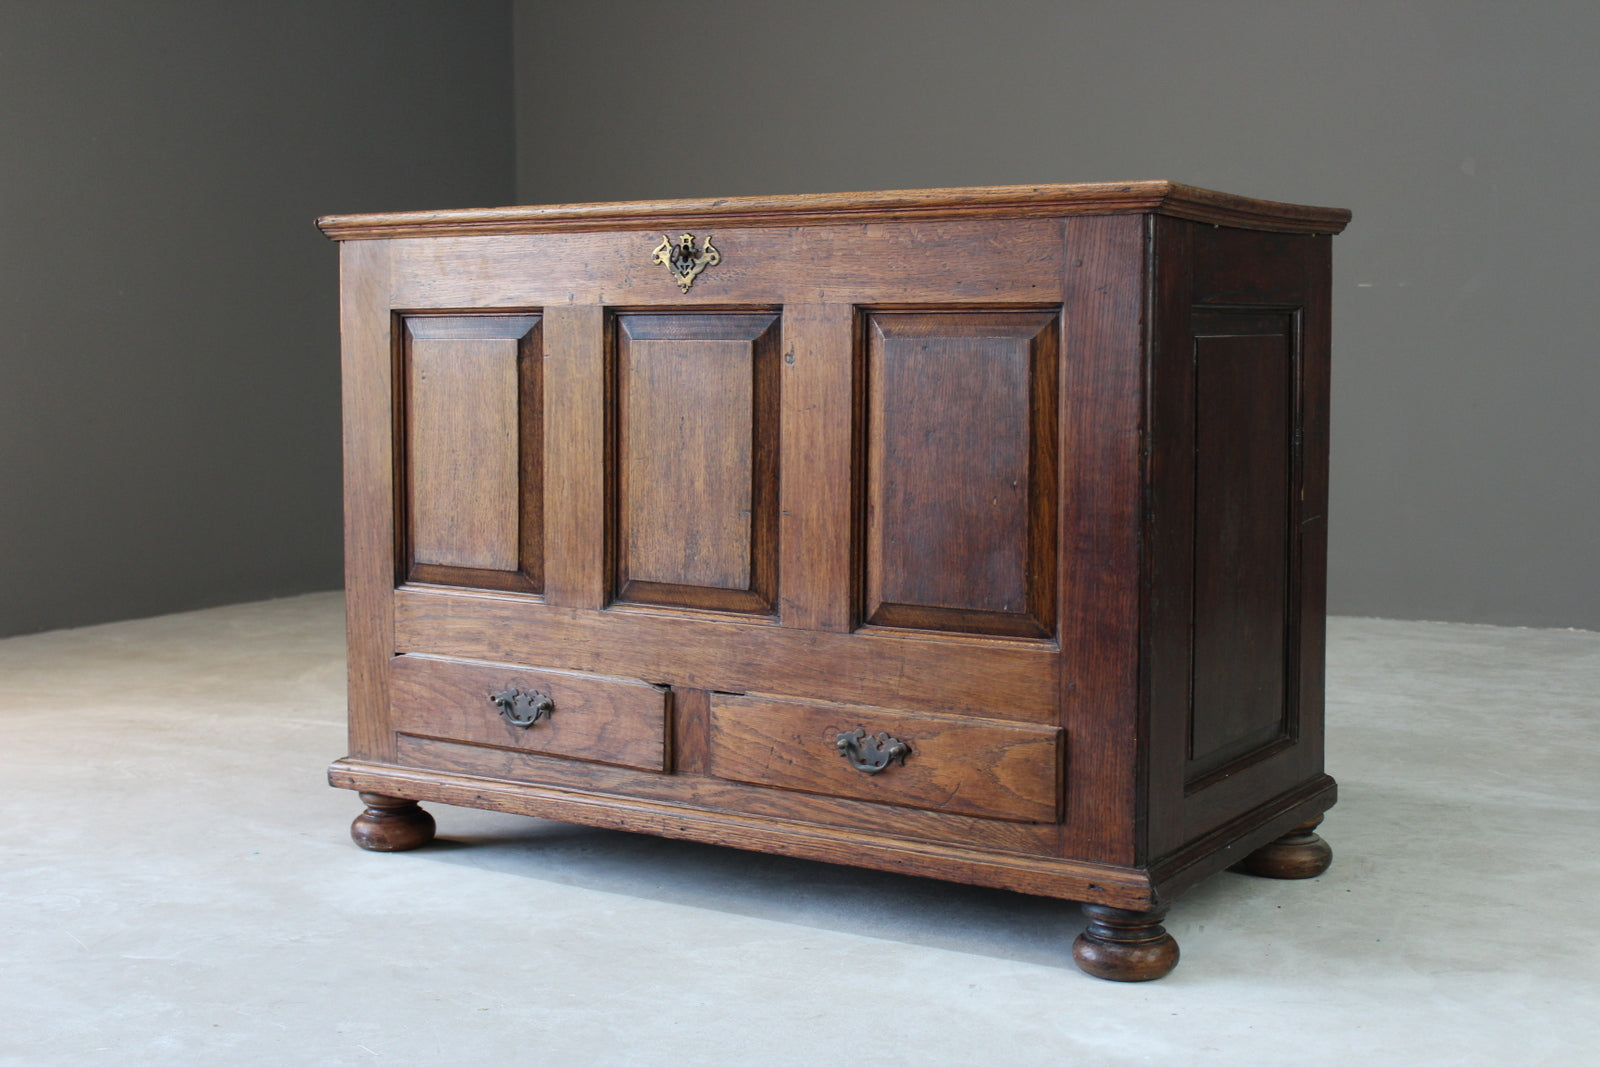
1145,220,1334,865
1188,311,1297,780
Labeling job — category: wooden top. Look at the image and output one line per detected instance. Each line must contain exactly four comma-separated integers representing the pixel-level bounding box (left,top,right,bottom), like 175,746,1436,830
317,181,1350,241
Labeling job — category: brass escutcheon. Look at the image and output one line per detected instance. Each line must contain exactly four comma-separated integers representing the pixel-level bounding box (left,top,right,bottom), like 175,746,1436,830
650,232,721,292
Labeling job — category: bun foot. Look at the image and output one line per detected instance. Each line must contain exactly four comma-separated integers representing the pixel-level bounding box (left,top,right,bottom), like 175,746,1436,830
1232,815,1332,879
350,792,436,851
1073,904,1180,982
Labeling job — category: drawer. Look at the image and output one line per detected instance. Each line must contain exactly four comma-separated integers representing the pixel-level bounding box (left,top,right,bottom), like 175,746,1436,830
708,693,1063,823
390,655,669,772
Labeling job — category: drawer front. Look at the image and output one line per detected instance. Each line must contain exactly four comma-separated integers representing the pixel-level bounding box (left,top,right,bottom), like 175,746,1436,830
391,655,669,772
708,694,1063,823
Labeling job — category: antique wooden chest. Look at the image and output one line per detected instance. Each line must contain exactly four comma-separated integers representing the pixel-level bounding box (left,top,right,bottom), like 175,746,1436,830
318,182,1350,980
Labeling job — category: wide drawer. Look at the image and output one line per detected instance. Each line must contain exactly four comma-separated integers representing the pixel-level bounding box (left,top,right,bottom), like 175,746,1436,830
708,693,1063,823
390,655,670,772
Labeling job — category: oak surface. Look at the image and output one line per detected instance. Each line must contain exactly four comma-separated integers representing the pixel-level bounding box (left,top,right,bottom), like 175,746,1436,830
708,693,1064,824
325,183,1347,981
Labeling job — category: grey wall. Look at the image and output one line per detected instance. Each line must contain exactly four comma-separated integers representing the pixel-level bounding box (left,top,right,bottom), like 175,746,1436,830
0,2,514,637
514,1,1600,630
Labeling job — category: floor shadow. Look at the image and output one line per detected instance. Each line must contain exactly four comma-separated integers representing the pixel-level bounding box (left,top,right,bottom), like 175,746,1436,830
408,816,1090,968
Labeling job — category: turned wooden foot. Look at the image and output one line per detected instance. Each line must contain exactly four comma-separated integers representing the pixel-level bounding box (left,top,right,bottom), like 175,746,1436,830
1073,904,1180,982
350,792,436,851
1232,815,1333,879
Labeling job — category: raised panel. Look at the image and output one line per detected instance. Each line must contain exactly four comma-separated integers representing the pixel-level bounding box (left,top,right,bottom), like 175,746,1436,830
613,311,780,613
1187,309,1299,783
402,314,542,592
862,310,1058,637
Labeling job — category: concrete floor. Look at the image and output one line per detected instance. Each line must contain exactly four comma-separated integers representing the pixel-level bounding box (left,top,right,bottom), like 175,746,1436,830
1,593,1596,1065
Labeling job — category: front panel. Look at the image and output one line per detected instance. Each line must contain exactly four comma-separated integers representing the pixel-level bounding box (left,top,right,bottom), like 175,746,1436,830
368,220,1100,866
861,309,1059,638
612,311,781,614
400,314,543,593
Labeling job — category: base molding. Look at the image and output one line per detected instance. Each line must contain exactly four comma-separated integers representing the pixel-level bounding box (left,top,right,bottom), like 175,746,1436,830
329,758,1156,908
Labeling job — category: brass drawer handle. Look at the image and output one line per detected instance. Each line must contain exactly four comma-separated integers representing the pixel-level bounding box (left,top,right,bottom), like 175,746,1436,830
489,685,554,728
835,727,911,775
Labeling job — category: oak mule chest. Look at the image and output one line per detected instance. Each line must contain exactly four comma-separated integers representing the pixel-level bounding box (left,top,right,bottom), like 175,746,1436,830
319,182,1350,981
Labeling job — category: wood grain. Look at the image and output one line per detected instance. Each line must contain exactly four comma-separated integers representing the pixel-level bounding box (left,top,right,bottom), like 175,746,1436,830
318,181,1351,240
387,737,1061,857
777,304,855,632
402,315,544,588
541,305,606,609
862,309,1058,638
1142,222,1334,862
391,655,669,773
330,758,1159,908
382,220,1065,310
326,184,1347,933
1053,214,1148,865
409,335,519,569
1188,314,1295,779
393,585,1061,722
338,239,395,761
613,311,780,613
709,693,1063,823
670,687,712,776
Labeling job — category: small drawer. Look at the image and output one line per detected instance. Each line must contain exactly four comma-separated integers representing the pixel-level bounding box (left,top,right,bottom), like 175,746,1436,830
708,693,1063,823
391,655,670,772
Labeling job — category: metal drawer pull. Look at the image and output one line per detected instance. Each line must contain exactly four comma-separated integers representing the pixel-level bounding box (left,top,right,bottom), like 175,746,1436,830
489,685,555,728
835,727,911,775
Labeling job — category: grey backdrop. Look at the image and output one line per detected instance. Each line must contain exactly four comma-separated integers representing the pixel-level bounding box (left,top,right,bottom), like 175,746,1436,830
514,1,1600,630
0,2,514,637
3,2,1597,637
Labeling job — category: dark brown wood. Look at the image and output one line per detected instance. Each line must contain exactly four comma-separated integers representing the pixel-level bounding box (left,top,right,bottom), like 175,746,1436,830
613,311,780,614
708,693,1063,823
1143,222,1335,863
382,221,1066,312
390,655,669,773
1145,775,1336,899
393,585,1062,722
1072,904,1180,982
861,309,1057,638
317,181,1351,241
384,739,1064,858
401,314,543,593
1231,815,1333,879
331,758,1156,907
323,183,1346,981
350,792,436,851
1055,213,1149,867
1187,310,1296,782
